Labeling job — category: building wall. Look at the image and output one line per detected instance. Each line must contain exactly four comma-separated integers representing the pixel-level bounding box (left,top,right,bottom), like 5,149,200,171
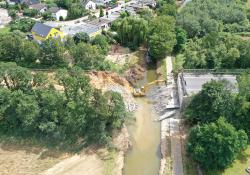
32,28,65,42
53,10,68,21
85,1,96,10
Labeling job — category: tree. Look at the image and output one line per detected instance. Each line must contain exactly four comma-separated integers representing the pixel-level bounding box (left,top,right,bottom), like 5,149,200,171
40,38,67,67
70,43,107,70
116,16,148,49
0,62,33,92
0,33,23,62
99,7,104,17
185,80,235,124
177,0,248,38
9,18,36,32
157,3,176,17
0,88,39,133
187,118,248,170
20,40,40,65
73,32,90,44
148,16,176,60
174,27,187,53
92,35,110,54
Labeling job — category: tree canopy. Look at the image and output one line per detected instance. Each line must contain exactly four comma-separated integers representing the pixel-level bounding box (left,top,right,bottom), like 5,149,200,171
177,0,249,38
0,63,127,145
187,118,248,170
185,80,235,124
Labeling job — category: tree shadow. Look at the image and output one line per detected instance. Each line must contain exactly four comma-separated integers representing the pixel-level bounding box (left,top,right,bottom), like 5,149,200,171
237,150,250,164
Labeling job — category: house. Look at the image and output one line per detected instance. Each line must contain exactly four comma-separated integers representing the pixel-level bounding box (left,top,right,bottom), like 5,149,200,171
63,23,101,38
8,0,40,6
29,3,47,13
31,22,65,42
84,18,111,31
95,0,111,6
48,7,68,21
82,0,96,10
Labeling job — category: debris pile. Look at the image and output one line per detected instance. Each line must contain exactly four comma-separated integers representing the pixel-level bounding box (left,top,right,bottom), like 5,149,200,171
107,85,138,112
147,85,171,115
125,64,145,86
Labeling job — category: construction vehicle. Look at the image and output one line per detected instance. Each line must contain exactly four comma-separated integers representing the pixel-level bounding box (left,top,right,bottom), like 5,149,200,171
133,80,166,97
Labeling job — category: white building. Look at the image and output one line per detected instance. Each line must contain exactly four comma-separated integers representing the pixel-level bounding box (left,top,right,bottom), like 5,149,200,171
48,7,68,21
83,0,96,10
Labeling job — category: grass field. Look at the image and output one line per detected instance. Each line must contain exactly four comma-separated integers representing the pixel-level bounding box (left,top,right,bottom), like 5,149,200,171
0,27,10,34
205,146,250,175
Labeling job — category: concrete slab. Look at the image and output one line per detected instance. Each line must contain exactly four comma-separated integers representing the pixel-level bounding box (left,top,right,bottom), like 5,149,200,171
183,73,237,95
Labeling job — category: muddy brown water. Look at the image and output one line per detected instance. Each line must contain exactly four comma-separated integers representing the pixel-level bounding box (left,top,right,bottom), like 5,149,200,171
123,68,161,175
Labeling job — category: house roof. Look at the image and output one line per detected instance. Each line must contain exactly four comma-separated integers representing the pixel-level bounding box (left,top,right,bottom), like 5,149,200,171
82,0,95,6
63,23,100,36
29,3,46,10
21,0,39,5
31,22,53,38
48,7,60,13
84,18,111,27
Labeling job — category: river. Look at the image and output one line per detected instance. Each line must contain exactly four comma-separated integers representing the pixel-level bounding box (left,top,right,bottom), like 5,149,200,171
123,67,161,175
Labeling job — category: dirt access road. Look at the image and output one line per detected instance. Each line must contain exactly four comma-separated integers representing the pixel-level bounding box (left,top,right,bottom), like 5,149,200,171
43,154,103,175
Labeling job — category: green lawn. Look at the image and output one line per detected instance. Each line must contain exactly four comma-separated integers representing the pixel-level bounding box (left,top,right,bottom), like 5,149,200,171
0,27,10,34
205,146,250,175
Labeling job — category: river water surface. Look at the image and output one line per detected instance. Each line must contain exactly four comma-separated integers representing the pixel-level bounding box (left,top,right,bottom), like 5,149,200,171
123,68,161,175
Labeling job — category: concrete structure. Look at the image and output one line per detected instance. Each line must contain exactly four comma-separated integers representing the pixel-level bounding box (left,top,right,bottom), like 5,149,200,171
182,73,237,95
31,22,65,42
48,7,68,21
83,0,96,10
62,23,101,37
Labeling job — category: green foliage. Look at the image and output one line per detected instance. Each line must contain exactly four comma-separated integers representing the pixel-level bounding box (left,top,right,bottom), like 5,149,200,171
23,8,38,17
70,42,109,70
9,18,36,32
40,38,67,67
187,118,248,170
174,27,187,53
99,7,104,17
0,64,127,145
226,72,250,137
91,34,110,54
73,32,90,44
157,3,177,17
179,32,250,69
42,12,54,20
148,16,176,60
116,16,148,49
177,0,249,38
67,4,88,20
185,80,235,124
138,9,154,21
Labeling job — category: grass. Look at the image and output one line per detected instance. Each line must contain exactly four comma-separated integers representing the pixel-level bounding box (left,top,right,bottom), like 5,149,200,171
0,26,10,34
157,58,167,80
205,146,250,175
103,149,117,175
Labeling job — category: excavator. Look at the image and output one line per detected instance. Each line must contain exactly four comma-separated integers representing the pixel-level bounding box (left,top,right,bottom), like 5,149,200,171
132,79,166,97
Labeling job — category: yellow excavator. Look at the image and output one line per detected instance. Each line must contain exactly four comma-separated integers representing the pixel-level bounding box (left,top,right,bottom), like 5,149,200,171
132,80,166,97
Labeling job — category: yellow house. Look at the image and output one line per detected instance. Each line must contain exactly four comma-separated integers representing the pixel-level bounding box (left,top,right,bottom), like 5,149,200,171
31,22,65,42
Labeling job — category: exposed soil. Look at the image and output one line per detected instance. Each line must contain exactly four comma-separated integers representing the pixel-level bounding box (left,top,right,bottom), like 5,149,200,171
0,143,68,175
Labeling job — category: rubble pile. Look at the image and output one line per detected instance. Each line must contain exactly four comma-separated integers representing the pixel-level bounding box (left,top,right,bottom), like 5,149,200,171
107,85,138,112
147,85,171,115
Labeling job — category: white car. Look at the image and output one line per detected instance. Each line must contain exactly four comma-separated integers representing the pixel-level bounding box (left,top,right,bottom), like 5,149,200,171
246,167,250,174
